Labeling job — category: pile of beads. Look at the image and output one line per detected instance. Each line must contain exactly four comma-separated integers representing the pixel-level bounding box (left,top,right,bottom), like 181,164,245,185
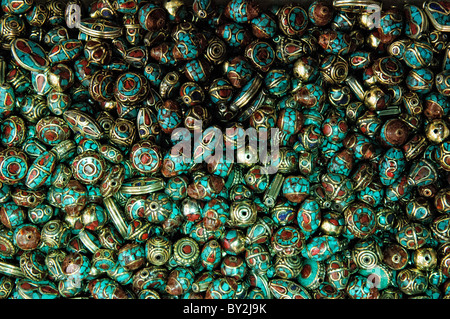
0,0,449,299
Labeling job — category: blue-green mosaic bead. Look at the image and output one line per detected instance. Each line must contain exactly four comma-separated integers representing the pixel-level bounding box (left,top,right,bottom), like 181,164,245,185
245,243,271,273
318,30,353,56
404,4,428,39
74,58,100,88
183,58,211,83
71,151,106,185
407,158,438,187
378,147,406,186
385,175,413,202
269,279,311,299
346,274,378,299
61,252,91,283
28,203,54,225
118,242,146,271
143,63,165,87
224,0,260,23
0,201,26,229
271,225,305,257
145,192,175,224
322,111,348,143
92,249,117,273
297,198,321,239
282,175,309,204
264,69,290,96
403,41,433,69
48,39,83,64
296,258,325,290
406,68,434,94
358,181,385,207
82,203,108,231
396,222,431,250
202,197,230,231
270,200,295,226
302,235,345,261
216,22,251,48
205,276,238,299
278,4,309,37
164,175,189,201
379,9,403,39
251,13,277,39
200,239,222,271
63,109,103,140
76,137,101,155
343,201,377,240
332,11,355,31
10,38,49,73
0,81,15,119
35,116,71,146
88,277,128,299
25,150,57,190
166,267,195,296
0,116,26,148
245,40,275,73
14,279,59,299
220,254,247,280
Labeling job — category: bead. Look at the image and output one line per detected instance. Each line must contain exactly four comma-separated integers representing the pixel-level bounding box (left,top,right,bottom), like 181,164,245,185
269,279,311,299
19,250,47,282
145,235,172,266
344,201,377,239
13,223,40,251
138,3,167,32
397,268,428,296
216,22,251,48
88,278,128,299
396,222,431,250
282,175,309,204
10,38,49,73
0,201,26,229
71,151,106,185
118,243,145,271
297,258,325,290
165,267,195,296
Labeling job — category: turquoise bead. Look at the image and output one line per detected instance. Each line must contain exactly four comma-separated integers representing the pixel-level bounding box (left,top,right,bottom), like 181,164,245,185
118,243,146,271
251,13,277,39
297,258,325,289
282,175,309,204
25,150,57,190
378,147,406,186
48,39,83,64
0,201,26,228
404,4,428,39
269,279,311,299
217,22,250,48
200,240,222,271
403,41,433,69
301,235,345,261
11,38,49,72
406,68,434,94
35,116,71,146
205,277,237,299
297,198,321,239
264,69,290,96
88,278,128,299
0,83,15,119
28,203,54,225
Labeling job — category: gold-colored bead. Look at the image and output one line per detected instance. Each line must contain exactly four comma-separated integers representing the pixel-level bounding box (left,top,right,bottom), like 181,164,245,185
413,247,438,271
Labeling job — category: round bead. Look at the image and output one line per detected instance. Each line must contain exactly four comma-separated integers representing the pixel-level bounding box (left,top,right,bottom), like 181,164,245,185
271,225,305,257
71,151,106,185
145,236,172,266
